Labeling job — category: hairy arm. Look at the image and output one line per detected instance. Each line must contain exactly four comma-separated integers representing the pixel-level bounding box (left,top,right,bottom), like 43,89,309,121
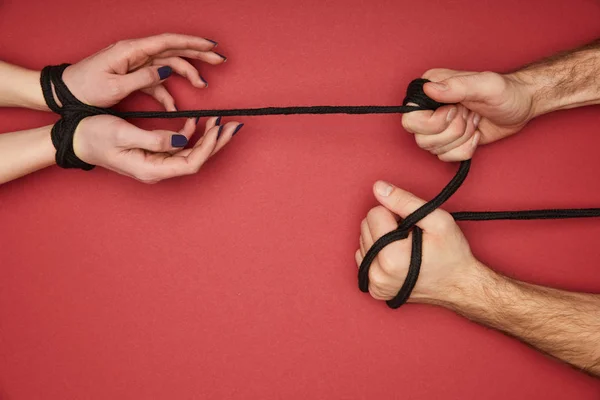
439,263,600,376
0,61,48,110
404,38,600,161
514,38,600,116
359,182,600,377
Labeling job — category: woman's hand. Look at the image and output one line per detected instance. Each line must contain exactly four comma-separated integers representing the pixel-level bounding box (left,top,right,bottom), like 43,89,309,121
73,116,243,183
62,33,227,110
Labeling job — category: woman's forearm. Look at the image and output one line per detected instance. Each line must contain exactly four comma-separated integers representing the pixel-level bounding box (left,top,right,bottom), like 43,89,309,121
0,61,48,110
0,126,55,184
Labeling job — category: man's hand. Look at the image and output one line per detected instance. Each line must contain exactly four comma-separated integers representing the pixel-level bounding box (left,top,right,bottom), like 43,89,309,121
62,33,226,110
356,181,600,375
355,180,479,303
402,69,535,161
73,116,243,183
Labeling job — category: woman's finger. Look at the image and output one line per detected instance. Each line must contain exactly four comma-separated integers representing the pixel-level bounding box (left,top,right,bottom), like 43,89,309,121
151,57,207,88
141,84,176,111
153,49,226,65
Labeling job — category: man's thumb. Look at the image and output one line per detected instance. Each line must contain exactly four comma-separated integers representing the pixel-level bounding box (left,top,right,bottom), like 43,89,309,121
423,72,502,104
373,181,446,232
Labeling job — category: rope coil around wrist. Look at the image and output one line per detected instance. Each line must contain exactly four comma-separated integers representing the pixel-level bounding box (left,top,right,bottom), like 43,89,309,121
40,65,600,308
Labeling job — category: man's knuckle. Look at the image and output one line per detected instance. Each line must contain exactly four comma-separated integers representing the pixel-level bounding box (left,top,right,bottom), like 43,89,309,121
436,213,456,233
401,116,416,134
378,253,400,275
422,68,447,80
415,135,431,149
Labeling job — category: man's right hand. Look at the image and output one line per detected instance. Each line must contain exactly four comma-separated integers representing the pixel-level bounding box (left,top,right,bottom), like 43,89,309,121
402,69,536,161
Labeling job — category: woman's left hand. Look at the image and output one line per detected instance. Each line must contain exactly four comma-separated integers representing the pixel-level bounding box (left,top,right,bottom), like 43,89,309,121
61,33,226,110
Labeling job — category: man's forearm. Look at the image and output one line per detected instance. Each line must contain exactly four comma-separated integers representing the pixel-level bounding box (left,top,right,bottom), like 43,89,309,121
0,61,48,110
510,38,600,117
0,126,55,184
438,263,600,376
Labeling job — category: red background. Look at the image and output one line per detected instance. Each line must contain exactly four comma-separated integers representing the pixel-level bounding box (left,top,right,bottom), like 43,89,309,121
1,0,599,398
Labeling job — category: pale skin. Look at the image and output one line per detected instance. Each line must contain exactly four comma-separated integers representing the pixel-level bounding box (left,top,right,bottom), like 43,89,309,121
0,33,242,184
357,39,600,376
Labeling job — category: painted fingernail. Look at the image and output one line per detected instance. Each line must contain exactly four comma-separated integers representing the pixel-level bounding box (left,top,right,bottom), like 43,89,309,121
375,181,393,197
200,75,208,87
215,116,222,126
429,82,448,91
171,134,188,148
217,125,224,139
158,66,172,80
232,123,244,136
206,39,218,47
215,52,227,62
446,107,457,122
473,113,481,127
195,116,200,125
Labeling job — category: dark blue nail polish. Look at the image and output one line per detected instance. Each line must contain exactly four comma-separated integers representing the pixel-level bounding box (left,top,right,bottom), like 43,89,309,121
195,116,200,125
215,116,222,126
158,66,172,80
200,75,208,87
215,52,227,62
232,123,244,136
206,39,218,47
217,125,224,139
171,134,188,148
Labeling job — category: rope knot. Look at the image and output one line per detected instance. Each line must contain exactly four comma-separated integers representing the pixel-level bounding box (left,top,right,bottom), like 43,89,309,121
403,78,446,111
41,64,113,170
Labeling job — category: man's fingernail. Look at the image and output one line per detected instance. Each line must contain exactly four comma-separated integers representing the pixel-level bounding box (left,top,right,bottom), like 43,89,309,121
171,134,188,148
429,82,448,91
375,181,393,197
158,66,173,80
462,108,468,119
217,125,224,139
206,39,218,47
200,75,208,87
232,123,244,136
195,116,200,125
473,113,481,127
472,132,480,147
215,52,227,62
215,116,222,126
446,107,457,122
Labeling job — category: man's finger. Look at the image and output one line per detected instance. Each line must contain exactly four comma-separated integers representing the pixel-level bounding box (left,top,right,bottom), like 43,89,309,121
402,105,456,136
372,181,451,232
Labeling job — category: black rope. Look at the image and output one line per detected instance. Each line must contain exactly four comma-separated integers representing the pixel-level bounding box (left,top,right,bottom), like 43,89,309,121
40,64,600,308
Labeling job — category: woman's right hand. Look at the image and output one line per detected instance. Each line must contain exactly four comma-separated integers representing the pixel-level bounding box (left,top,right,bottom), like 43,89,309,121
73,116,243,183
402,69,536,161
